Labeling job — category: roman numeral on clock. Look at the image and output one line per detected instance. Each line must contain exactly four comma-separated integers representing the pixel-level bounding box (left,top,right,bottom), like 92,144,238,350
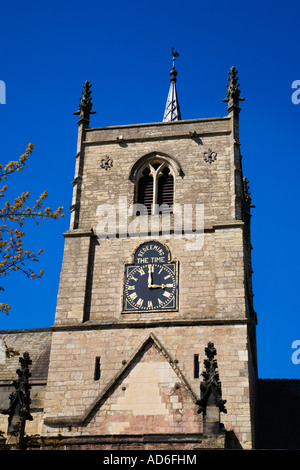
129,292,138,300
136,298,144,308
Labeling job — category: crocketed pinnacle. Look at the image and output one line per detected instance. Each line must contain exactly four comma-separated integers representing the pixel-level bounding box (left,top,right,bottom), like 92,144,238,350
74,80,96,125
223,66,245,104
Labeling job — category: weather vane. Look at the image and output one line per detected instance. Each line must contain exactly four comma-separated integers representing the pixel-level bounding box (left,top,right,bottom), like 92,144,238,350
171,47,179,67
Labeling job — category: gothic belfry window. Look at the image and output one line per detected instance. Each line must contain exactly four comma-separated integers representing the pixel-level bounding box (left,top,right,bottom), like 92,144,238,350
137,166,153,214
157,166,173,208
136,160,174,215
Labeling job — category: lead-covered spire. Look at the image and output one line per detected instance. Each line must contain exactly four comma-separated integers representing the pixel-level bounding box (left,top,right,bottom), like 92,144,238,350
163,49,181,122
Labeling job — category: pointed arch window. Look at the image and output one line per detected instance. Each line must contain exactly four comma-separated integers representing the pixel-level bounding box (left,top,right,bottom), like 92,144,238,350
136,160,174,215
158,166,174,208
137,167,153,214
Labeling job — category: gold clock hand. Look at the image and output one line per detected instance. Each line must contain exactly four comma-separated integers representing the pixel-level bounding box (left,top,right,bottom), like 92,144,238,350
148,264,153,288
149,283,173,289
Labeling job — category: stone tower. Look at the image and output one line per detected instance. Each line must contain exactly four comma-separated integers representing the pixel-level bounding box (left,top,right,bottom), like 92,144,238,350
41,62,257,450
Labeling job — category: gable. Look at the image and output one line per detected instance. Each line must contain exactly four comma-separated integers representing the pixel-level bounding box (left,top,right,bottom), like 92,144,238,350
45,333,202,435
87,334,202,435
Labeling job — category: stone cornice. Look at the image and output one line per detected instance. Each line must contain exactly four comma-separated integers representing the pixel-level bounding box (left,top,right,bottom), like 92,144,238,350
52,317,248,332
85,116,231,132
83,117,232,146
0,316,248,336
63,228,94,238
62,220,244,240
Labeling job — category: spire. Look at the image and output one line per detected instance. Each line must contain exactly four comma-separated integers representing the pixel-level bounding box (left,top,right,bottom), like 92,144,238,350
74,80,96,127
163,48,181,122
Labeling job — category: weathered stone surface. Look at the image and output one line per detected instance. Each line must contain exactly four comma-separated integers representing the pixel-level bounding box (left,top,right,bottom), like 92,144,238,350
0,329,52,436
0,111,257,449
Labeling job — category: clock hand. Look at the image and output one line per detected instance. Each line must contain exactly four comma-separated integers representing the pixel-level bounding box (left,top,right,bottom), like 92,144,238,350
147,265,174,289
149,283,174,289
148,264,153,288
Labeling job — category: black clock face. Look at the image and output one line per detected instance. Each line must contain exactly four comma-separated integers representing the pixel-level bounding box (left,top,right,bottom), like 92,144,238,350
124,263,177,312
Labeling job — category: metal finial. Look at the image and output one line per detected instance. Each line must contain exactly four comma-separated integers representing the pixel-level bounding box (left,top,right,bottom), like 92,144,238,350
163,50,181,122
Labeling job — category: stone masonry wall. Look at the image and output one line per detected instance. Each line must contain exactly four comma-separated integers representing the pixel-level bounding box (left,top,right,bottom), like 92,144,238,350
53,117,247,325
43,324,252,448
44,116,255,450
0,330,52,437
54,226,246,325
78,118,235,231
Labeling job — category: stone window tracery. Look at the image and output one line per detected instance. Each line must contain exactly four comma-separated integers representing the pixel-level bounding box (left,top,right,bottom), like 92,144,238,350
135,159,174,215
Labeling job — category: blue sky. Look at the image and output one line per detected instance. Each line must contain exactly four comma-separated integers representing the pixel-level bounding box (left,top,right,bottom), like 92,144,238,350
0,0,299,379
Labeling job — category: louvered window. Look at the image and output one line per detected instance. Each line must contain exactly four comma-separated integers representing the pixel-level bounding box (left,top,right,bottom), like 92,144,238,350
137,167,153,214
158,167,173,212
136,161,174,215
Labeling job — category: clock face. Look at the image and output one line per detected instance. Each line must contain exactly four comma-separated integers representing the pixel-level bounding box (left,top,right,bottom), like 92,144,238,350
123,262,177,312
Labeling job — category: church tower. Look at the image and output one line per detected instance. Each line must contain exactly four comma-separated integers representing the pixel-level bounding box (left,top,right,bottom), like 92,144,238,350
42,59,257,450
